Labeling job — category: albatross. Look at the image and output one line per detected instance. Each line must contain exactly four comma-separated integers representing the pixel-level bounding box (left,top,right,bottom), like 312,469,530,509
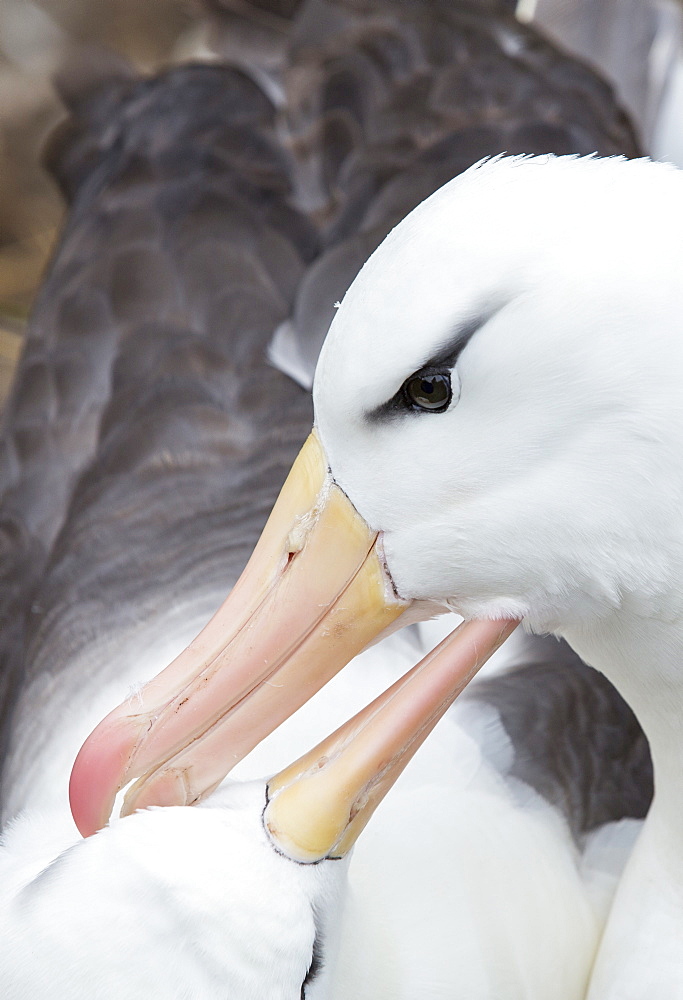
0,1,660,995
72,153,683,998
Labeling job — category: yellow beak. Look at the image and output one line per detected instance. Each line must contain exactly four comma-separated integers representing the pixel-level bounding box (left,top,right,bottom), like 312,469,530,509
69,432,407,836
70,429,518,842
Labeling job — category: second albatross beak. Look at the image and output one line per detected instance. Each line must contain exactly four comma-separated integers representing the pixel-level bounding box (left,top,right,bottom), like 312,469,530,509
70,429,518,838
265,616,517,863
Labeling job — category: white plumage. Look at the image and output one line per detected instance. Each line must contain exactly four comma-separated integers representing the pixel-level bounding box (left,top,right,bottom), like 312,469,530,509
314,153,683,998
0,781,345,1000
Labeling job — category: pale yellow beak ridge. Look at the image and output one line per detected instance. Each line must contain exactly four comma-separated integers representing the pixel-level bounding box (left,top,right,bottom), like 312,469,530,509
264,617,518,863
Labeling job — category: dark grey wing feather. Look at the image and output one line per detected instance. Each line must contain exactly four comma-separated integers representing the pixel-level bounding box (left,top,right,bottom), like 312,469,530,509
0,63,315,798
468,634,653,839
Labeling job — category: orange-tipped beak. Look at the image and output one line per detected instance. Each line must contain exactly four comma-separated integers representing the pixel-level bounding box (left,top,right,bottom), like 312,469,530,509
70,432,409,837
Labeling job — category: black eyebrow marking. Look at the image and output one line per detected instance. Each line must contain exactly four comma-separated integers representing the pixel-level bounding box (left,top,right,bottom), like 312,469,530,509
366,304,504,423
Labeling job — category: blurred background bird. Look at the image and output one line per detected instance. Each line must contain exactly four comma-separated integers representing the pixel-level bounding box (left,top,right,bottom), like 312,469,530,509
1,0,682,402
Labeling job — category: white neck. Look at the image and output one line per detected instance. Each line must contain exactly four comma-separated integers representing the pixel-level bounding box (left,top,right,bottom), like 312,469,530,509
567,611,683,831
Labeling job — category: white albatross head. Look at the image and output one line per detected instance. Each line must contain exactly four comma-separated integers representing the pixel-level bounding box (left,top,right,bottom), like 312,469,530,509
314,154,683,637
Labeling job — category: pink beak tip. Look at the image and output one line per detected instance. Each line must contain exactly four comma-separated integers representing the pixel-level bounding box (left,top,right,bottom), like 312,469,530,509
69,717,138,838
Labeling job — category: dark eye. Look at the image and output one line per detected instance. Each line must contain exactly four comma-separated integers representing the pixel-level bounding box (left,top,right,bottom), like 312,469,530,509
403,371,452,412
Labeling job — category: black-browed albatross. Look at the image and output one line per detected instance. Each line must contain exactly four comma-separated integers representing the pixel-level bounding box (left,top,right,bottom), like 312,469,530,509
76,151,680,997
0,1,655,996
